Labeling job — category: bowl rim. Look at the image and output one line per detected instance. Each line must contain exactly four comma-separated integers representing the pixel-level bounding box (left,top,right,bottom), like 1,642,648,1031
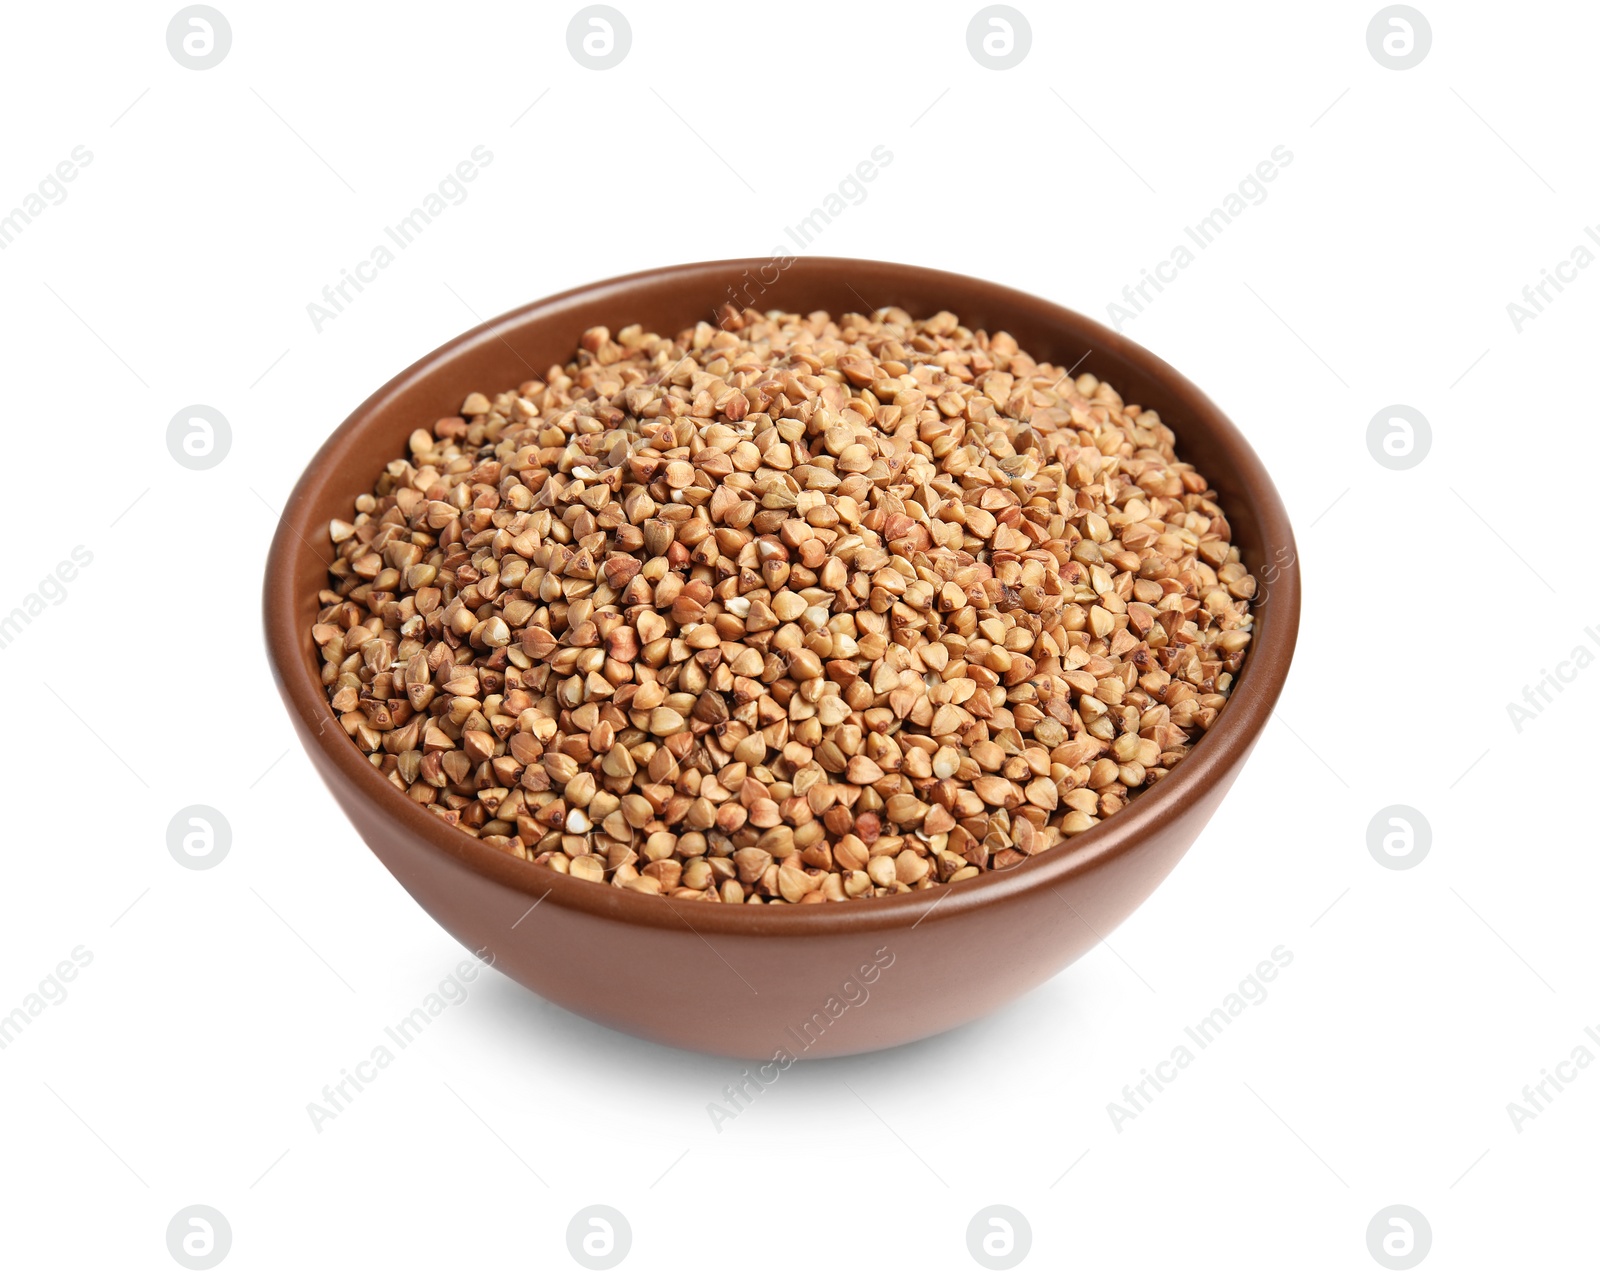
263,256,1300,937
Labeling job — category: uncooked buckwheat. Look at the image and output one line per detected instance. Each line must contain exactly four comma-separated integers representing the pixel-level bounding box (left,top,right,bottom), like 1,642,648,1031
313,305,1255,904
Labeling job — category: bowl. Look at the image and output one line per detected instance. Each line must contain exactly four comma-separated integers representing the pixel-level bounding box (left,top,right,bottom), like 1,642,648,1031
263,258,1299,1059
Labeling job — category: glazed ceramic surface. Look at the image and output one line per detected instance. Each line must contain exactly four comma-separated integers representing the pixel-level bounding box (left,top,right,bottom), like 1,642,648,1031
262,259,1300,1058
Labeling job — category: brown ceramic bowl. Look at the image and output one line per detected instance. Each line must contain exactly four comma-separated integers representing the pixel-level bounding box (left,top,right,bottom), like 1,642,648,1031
263,258,1299,1059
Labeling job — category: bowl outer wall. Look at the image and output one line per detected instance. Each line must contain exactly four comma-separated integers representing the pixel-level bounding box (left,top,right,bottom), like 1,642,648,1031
263,258,1300,1059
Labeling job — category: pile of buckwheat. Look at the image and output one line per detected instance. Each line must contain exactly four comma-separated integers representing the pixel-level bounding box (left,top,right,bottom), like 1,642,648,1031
313,304,1255,904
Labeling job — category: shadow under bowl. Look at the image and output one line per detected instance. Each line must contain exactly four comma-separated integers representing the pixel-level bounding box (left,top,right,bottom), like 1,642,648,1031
262,257,1300,1059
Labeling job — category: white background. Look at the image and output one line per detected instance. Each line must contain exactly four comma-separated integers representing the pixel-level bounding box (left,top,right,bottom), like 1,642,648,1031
2,0,1594,1271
